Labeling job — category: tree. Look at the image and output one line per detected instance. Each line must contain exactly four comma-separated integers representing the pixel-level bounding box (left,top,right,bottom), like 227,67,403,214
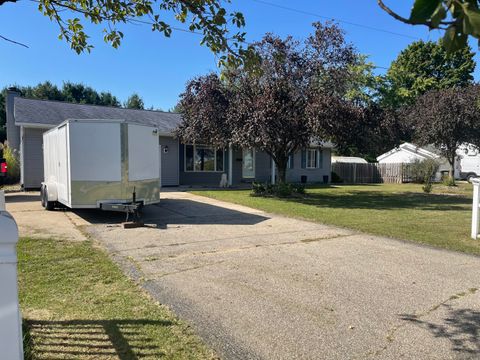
0,81,122,142
406,85,480,182
379,40,475,108
378,0,480,52
124,93,145,109
177,22,358,183
0,0,254,67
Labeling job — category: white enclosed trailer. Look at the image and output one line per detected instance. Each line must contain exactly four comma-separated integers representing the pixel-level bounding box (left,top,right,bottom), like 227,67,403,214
41,119,160,217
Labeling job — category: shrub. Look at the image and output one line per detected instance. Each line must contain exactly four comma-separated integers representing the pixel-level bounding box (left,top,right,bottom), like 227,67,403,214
441,174,456,187
251,182,266,196
0,141,20,184
409,159,439,184
291,183,306,195
422,182,433,193
250,182,305,197
331,171,342,183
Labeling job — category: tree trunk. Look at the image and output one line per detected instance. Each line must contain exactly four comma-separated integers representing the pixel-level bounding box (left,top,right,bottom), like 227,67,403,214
277,165,287,184
448,154,455,185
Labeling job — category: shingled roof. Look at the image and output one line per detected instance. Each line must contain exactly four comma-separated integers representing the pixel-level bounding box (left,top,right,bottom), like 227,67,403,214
14,97,182,133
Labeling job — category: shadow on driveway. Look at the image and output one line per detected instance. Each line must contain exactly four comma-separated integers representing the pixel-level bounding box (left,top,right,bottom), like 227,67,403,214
74,198,270,227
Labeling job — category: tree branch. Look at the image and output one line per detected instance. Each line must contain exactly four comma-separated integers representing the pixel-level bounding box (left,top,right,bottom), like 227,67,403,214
0,34,28,48
377,0,453,29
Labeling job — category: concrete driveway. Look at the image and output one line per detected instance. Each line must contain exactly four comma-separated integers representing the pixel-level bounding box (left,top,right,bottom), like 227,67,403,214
7,191,480,359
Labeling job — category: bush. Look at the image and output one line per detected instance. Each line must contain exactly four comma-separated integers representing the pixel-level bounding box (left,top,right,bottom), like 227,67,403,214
0,141,20,184
410,159,439,184
250,182,305,197
422,182,433,193
331,171,342,183
441,174,456,187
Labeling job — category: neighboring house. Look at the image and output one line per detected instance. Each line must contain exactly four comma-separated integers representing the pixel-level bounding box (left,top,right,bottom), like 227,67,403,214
5,89,333,189
376,142,452,180
331,156,368,164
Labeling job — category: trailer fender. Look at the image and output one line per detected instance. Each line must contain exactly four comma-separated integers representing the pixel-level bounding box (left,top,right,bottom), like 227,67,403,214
42,182,58,202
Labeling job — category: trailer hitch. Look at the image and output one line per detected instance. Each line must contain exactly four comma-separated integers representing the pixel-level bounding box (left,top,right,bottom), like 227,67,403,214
100,187,144,228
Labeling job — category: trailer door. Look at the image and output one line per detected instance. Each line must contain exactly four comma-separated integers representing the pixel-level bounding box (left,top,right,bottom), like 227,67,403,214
57,125,69,204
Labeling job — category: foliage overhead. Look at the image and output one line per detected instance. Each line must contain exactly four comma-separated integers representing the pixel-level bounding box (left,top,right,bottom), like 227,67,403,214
379,40,475,108
378,0,480,52
406,85,480,179
177,22,361,182
0,0,254,68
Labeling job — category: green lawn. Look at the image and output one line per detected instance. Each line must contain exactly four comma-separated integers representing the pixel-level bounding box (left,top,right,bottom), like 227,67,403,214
18,237,215,360
191,183,480,255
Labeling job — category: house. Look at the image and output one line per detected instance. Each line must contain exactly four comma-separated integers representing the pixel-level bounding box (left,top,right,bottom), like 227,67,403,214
5,89,333,189
331,156,368,164
376,142,452,180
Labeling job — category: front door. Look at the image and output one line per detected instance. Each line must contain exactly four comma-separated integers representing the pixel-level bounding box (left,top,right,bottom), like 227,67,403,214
242,149,255,179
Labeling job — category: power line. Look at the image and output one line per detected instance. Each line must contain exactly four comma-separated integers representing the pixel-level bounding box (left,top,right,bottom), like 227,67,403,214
251,0,419,41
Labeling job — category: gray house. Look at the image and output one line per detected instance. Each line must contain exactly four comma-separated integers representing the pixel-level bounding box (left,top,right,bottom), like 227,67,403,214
5,89,332,189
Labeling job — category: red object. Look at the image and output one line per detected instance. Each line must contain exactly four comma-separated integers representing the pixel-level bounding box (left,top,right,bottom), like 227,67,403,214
1,161,7,174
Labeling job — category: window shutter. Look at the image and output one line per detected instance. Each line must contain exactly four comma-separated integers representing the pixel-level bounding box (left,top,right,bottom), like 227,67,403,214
289,153,294,169
301,150,306,169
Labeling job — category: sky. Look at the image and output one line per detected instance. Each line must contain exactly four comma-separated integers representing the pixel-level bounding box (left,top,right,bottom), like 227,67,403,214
0,0,478,110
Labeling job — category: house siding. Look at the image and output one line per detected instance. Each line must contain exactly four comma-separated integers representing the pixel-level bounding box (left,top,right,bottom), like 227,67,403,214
159,136,179,186
286,148,331,183
179,146,332,186
6,90,20,151
22,127,47,189
255,151,271,183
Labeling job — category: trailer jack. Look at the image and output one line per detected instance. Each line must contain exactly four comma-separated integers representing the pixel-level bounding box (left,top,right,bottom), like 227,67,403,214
100,188,144,228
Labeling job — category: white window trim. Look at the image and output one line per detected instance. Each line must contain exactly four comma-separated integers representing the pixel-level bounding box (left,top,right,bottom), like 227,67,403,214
287,153,294,169
242,148,256,178
306,148,318,169
184,144,225,173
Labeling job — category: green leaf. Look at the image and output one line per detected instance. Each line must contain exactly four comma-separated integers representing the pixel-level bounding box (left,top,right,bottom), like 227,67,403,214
410,0,442,22
430,5,447,28
463,8,480,37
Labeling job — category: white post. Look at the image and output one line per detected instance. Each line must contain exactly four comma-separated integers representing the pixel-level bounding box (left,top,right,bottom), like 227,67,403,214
228,144,233,187
271,158,276,185
472,179,480,239
0,189,5,211
0,191,23,360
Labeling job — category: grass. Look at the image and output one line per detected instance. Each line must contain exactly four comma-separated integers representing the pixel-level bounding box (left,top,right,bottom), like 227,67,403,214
191,182,480,255
18,237,216,360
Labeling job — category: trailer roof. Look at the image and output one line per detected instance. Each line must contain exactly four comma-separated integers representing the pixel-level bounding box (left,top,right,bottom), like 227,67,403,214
14,97,182,134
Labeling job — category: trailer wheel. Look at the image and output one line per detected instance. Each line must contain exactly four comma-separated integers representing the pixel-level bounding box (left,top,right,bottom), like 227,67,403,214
40,186,46,208
467,173,477,183
43,188,55,211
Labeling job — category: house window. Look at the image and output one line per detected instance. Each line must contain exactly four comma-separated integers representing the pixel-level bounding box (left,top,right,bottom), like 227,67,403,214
185,145,224,172
306,149,317,169
287,153,294,169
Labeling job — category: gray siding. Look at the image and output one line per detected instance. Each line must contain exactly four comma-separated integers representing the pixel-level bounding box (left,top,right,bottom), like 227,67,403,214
159,136,179,186
6,90,20,151
286,148,331,183
178,145,332,186
254,151,271,183
22,127,47,189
